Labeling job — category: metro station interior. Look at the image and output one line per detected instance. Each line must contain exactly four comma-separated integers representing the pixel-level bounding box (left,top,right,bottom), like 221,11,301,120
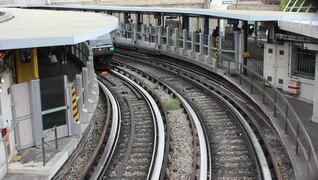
0,1,317,179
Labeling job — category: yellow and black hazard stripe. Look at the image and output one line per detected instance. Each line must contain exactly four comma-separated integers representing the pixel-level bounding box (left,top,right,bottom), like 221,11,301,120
71,86,79,123
214,37,220,60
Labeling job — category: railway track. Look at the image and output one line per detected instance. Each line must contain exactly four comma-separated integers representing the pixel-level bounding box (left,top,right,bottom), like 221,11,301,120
114,46,295,179
92,70,168,179
53,46,294,180
111,51,276,179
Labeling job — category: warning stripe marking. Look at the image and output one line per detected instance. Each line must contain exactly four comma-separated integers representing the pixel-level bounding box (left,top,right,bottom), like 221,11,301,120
71,86,79,122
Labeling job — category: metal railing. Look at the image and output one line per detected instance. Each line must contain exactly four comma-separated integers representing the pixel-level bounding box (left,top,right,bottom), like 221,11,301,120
218,54,318,177
70,42,90,65
294,50,316,77
42,126,58,166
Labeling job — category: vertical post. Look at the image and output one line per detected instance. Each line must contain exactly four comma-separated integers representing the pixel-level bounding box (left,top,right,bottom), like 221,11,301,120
30,79,43,148
251,73,254,94
167,27,170,46
239,65,242,85
308,145,311,161
262,81,265,104
175,28,180,50
234,31,240,71
82,68,89,111
182,29,188,55
295,124,300,155
42,137,45,166
157,26,162,49
75,74,88,125
274,91,277,117
54,126,58,150
199,33,204,55
284,104,288,134
64,75,72,136
243,20,248,75
182,15,189,31
141,24,146,42
86,62,93,101
207,34,211,57
204,16,209,35
10,87,21,151
217,18,222,66
191,32,195,52
227,59,230,76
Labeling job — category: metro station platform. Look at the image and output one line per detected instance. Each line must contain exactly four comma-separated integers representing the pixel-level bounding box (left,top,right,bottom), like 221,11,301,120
3,55,91,180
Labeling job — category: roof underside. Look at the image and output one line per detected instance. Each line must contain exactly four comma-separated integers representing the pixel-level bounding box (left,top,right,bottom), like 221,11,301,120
0,8,118,50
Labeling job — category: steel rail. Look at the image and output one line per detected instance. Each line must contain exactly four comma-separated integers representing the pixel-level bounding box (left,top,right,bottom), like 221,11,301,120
204,83,272,180
142,59,271,179
111,69,165,180
218,54,318,174
115,64,210,180
90,80,121,180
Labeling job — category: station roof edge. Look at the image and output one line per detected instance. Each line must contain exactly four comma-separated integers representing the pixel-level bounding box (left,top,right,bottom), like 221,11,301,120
0,8,118,50
30,5,288,22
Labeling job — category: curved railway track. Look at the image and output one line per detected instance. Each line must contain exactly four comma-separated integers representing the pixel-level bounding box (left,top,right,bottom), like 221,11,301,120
93,70,168,179
111,51,275,179
53,46,294,180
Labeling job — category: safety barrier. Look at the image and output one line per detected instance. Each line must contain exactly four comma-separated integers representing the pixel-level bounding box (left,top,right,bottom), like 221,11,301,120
218,54,318,178
42,126,58,166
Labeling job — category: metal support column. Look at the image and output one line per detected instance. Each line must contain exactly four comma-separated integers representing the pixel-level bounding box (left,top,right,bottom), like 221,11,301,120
217,18,222,67
166,27,170,47
243,20,248,75
234,31,240,71
204,16,209,35
29,79,43,148
158,26,162,49
182,15,189,31
183,29,187,55
124,13,129,24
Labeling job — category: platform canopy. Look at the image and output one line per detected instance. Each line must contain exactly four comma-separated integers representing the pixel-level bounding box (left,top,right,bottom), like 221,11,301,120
0,8,118,50
42,5,286,21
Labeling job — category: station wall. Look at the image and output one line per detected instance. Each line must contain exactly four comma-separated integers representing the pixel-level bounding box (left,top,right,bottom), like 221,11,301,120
0,71,15,179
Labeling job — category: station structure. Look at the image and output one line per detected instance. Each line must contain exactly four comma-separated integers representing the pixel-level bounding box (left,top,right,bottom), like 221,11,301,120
0,7,117,179
0,1,318,179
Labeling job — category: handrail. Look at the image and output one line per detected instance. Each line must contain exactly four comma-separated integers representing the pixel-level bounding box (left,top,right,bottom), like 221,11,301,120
42,126,58,166
218,54,318,173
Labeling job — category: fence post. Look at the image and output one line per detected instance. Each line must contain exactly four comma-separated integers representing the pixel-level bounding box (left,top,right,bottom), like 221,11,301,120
82,68,93,113
273,91,277,117
262,81,265,104
250,73,254,94
157,26,162,49
175,28,179,51
42,137,46,166
76,74,88,125
30,79,43,148
200,33,204,55
182,29,187,56
166,26,170,49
